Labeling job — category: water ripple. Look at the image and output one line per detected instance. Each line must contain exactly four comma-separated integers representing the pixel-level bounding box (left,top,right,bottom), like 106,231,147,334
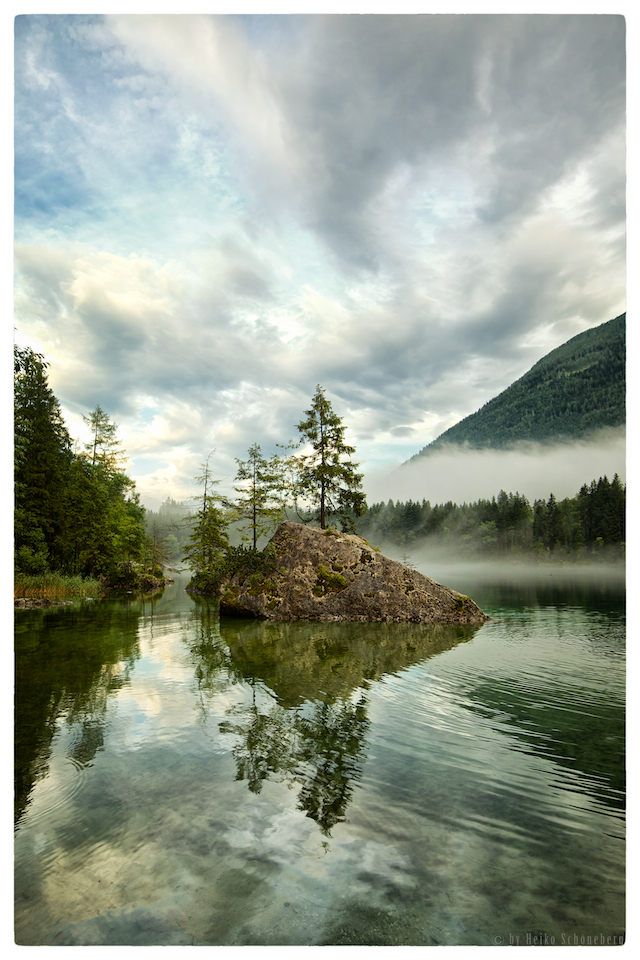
17,755,88,830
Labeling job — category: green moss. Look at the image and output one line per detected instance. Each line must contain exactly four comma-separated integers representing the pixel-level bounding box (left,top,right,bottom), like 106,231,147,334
361,538,381,552
246,574,264,597
222,585,240,604
315,563,347,594
404,584,415,595
221,585,245,611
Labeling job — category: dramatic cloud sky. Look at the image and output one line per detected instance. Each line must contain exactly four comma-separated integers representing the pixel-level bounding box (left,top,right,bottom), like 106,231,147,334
13,11,626,507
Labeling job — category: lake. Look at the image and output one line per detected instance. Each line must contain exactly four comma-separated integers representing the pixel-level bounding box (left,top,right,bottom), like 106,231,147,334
14,563,625,946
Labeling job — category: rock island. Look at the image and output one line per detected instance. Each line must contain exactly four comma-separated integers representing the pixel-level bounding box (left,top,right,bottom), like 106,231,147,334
216,521,489,623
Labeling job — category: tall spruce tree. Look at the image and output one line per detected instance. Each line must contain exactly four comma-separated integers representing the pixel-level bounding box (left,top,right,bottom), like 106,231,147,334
14,347,146,577
295,385,366,531
183,453,229,582
14,346,72,572
83,404,125,470
232,443,286,549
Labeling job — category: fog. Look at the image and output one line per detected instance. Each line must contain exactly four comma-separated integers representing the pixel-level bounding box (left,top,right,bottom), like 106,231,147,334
378,548,625,603
364,428,626,507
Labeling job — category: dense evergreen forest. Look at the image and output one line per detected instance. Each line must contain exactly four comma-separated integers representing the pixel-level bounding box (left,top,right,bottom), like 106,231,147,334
411,313,625,458
14,346,147,580
15,348,624,590
358,476,625,560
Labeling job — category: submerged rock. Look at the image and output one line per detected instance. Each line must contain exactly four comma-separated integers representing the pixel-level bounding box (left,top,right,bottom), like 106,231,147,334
219,521,489,623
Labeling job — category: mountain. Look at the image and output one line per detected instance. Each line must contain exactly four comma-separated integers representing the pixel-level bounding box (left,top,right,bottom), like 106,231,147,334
409,313,625,461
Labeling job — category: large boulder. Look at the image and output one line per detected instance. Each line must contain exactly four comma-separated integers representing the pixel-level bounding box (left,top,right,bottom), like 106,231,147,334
219,521,489,624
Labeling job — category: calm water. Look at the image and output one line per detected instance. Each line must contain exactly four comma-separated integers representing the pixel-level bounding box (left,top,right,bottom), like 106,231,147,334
14,565,625,946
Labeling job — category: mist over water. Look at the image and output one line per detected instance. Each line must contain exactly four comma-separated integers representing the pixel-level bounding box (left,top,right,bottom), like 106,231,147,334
365,429,626,506
374,541,625,604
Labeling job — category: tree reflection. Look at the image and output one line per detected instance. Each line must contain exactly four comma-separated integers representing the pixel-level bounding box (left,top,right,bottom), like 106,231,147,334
295,694,370,834
218,689,370,835
181,600,235,727
220,694,297,794
15,602,141,822
190,616,477,836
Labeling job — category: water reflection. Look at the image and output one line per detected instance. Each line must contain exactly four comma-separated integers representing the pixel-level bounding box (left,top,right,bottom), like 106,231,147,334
294,695,370,834
185,615,480,834
424,562,625,615
219,692,371,835
465,662,625,813
219,618,480,706
15,600,144,823
14,576,625,946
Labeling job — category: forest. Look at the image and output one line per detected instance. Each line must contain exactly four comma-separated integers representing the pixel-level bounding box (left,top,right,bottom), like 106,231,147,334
14,346,147,586
14,369,367,595
357,477,625,560
15,346,625,602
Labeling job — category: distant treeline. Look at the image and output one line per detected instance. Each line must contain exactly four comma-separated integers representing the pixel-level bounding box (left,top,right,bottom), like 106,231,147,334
357,475,625,560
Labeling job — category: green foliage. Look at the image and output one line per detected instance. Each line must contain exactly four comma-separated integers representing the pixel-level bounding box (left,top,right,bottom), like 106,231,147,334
295,385,367,530
231,443,287,549
14,346,72,570
412,314,625,459
57,445,145,577
83,404,126,469
358,476,625,560
14,572,103,600
188,544,278,596
182,453,230,589
218,544,277,582
315,564,348,594
14,346,146,578
106,562,165,593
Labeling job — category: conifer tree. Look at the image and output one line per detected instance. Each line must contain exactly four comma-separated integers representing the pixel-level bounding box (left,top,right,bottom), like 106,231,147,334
295,385,366,531
83,404,125,470
14,346,72,571
183,453,229,581
232,443,286,549
14,348,146,577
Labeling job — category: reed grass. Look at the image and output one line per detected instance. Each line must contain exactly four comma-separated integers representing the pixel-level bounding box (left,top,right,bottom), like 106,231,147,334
14,573,103,600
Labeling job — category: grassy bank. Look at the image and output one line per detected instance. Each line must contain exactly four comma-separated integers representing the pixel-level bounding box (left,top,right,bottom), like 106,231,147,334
14,573,104,600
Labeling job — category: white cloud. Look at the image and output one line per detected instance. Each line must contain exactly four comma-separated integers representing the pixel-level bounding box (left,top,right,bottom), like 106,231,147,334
14,15,626,508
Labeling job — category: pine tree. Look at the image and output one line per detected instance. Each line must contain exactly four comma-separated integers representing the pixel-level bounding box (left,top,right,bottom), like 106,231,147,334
83,404,125,470
14,346,72,572
183,453,229,581
232,443,286,549
295,385,366,531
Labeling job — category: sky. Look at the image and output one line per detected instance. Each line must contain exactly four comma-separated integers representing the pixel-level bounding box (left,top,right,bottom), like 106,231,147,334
12,9,627,510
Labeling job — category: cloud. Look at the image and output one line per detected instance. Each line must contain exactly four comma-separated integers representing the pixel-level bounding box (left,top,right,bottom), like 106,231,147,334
13,14,626,504
366,429,627,507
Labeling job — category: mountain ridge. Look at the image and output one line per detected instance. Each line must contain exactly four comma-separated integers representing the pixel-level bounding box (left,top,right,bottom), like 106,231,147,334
409,313,625,461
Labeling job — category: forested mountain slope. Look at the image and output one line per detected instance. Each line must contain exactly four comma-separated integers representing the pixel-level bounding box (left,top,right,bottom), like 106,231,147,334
410,313,625,460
